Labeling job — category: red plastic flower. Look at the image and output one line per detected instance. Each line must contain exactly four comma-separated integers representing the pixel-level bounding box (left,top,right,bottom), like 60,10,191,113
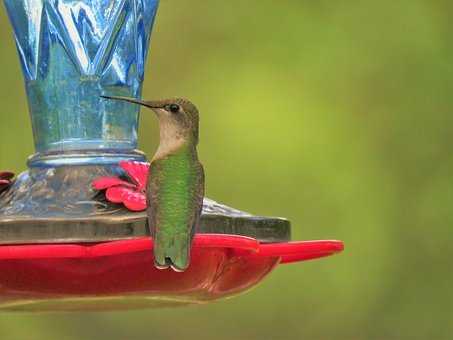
0,172,14,194
92,161,149,211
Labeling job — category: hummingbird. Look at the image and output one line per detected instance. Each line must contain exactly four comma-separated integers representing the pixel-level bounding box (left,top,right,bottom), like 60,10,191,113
101,95,205,272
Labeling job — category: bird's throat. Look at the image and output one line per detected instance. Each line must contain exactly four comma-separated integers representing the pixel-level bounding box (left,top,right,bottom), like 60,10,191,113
152,121,192,161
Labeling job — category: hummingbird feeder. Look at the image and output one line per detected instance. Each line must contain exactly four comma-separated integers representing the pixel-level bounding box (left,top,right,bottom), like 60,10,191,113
0,0,343,311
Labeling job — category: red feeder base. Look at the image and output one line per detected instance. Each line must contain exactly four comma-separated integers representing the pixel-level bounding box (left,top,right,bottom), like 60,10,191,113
0,235,343,311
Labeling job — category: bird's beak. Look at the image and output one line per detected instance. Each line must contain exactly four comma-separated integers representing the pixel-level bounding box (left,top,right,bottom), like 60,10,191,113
100,95,163,110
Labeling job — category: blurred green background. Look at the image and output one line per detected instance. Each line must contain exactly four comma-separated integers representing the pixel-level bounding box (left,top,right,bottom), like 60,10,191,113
0,0,452,339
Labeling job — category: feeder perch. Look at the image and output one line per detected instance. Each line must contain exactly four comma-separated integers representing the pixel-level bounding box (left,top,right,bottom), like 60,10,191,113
0,0,343,311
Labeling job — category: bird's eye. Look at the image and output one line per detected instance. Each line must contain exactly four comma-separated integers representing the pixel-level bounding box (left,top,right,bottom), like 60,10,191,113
166,104,180,113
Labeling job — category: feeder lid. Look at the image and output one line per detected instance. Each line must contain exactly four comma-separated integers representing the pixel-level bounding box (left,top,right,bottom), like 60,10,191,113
0,166,290,245
0,197,290,245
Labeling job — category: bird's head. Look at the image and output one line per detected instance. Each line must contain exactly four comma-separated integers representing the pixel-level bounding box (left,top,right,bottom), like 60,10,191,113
101,96,200,146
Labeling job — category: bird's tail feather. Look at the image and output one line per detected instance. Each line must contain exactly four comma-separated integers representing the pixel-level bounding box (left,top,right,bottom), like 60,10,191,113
153,232,192,272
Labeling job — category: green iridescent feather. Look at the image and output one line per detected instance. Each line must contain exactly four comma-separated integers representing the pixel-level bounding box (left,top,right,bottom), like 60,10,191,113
148,143,204,271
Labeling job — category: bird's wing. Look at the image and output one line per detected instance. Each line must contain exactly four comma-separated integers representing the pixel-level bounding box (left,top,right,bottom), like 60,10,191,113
192,162,205,237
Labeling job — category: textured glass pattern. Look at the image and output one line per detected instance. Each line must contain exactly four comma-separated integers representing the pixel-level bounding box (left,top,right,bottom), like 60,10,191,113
4,0,159,159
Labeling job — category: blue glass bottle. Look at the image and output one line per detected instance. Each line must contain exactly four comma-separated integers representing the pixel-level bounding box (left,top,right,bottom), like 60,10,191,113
4,0,159,166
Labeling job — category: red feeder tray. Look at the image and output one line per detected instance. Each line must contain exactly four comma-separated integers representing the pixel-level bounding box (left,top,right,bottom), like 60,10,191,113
0,235,343,312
